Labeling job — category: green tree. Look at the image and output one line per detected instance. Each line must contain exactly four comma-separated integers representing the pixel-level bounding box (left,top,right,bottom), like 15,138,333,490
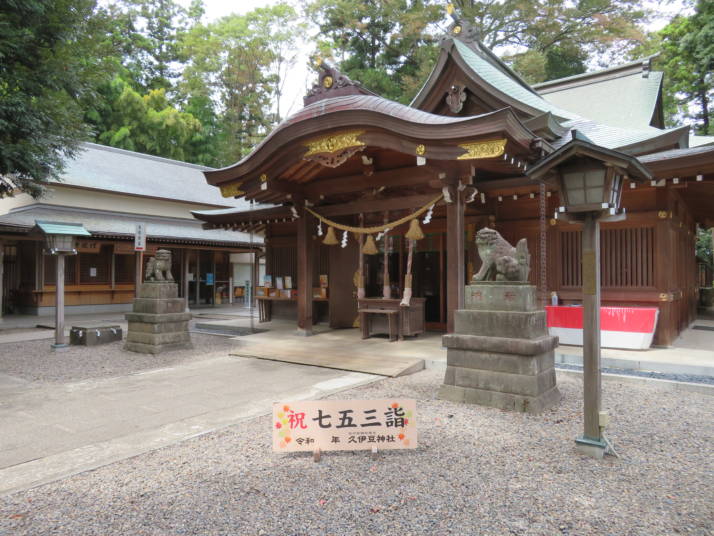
0,0,107,197
655,0,713,134
305,0,442,103
94,77,202,162
179,3,303,164
452,0,648,83
696,226,713,273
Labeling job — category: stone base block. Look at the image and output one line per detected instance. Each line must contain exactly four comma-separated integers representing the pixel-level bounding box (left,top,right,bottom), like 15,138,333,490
124,341,193,355
444,333,558,357
454,309,547,339
131,298,186,314
444,364,557,397
446,348,556,376
464,283,537,312
127,321,189,334
438,383,562,414
138,282,179,299
126,331,191,345
125,311,192,323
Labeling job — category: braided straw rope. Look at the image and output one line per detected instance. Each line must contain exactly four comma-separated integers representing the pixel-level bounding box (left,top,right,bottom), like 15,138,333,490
304,193,443,234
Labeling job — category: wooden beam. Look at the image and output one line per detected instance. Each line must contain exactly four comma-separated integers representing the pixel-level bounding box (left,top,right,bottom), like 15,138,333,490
303,166,439,198
318,194,440,218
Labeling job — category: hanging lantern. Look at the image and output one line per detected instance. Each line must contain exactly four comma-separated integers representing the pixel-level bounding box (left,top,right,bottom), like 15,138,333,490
405,218,424,241
362,234,378,255
323,226,338,245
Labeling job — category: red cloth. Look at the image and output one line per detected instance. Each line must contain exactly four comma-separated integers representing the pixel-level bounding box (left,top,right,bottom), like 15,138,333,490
546,306,658,333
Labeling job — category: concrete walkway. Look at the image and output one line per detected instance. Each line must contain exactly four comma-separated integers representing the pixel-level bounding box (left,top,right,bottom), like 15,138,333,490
0,354,378,495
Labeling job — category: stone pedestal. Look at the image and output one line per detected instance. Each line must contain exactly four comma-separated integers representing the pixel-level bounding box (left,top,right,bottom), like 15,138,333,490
125,282,192,354
439,283,561,414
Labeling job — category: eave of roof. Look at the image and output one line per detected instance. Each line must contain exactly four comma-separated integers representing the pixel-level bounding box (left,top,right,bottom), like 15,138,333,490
203,97,539,186
527,137,653,182
638,145,714,177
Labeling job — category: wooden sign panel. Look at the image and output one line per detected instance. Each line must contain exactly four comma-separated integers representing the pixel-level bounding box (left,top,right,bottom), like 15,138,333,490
75,240,102,253
273,399,417,452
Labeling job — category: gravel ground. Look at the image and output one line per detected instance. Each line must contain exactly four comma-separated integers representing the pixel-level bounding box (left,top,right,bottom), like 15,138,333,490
0,333,242,383
556,363,714,385
1,369,712,536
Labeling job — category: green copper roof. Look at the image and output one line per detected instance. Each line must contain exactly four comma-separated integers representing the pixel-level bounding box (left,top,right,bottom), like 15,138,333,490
453,40,578,121
34,220,91,236
538,71,663,130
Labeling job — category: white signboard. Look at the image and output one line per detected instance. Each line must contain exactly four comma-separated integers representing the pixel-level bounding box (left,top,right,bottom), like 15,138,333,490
134,223,146,251
273,399,417,452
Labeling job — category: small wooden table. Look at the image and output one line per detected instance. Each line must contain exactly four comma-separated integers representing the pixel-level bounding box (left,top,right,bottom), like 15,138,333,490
358,298,426,341
359,308,400,342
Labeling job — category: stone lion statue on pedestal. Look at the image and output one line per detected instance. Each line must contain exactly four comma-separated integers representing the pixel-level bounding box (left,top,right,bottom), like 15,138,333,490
473,228,530,282
145,249,174,282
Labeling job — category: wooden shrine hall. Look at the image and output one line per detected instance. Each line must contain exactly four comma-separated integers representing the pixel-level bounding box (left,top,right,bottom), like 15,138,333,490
193,17,714,346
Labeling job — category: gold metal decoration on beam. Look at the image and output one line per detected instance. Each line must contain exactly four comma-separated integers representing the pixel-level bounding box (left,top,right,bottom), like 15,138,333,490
415,144,426,156
323,76,334,88
220,181,245,198
304,130,366,157
456,139,507,160
303,130,366,168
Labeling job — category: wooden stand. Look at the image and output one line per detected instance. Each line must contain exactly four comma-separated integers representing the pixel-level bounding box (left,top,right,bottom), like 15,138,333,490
357,298,426,341
257,295,328,323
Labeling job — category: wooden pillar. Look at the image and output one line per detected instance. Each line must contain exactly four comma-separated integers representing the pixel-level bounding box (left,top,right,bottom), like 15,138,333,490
110,247,116,290
53,253,67,348
297,201,314,335
446,181,465,333
195,249,201,306
654,188,674,345
183,249,190,312
581,214,601,442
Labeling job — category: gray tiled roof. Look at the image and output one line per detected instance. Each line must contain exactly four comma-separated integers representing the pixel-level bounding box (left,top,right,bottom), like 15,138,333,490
55,143,249,209
0,205,260,246
537,71,663,130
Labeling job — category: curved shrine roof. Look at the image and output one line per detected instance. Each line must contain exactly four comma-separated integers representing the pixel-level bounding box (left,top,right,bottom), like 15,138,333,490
204,95,536,185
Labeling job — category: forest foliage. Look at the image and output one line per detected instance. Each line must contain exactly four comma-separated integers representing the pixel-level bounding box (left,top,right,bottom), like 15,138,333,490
0,0,711,196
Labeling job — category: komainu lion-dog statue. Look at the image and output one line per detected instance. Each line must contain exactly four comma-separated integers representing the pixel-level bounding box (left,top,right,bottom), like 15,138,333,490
145,249,174,282
473,227,530,282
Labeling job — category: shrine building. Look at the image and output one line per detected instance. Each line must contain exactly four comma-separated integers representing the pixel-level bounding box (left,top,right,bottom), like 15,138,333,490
193,17,714,346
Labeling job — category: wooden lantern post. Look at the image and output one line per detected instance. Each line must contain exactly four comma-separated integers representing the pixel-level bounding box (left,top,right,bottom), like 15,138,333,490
527,134,651,459
32,221,91,350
